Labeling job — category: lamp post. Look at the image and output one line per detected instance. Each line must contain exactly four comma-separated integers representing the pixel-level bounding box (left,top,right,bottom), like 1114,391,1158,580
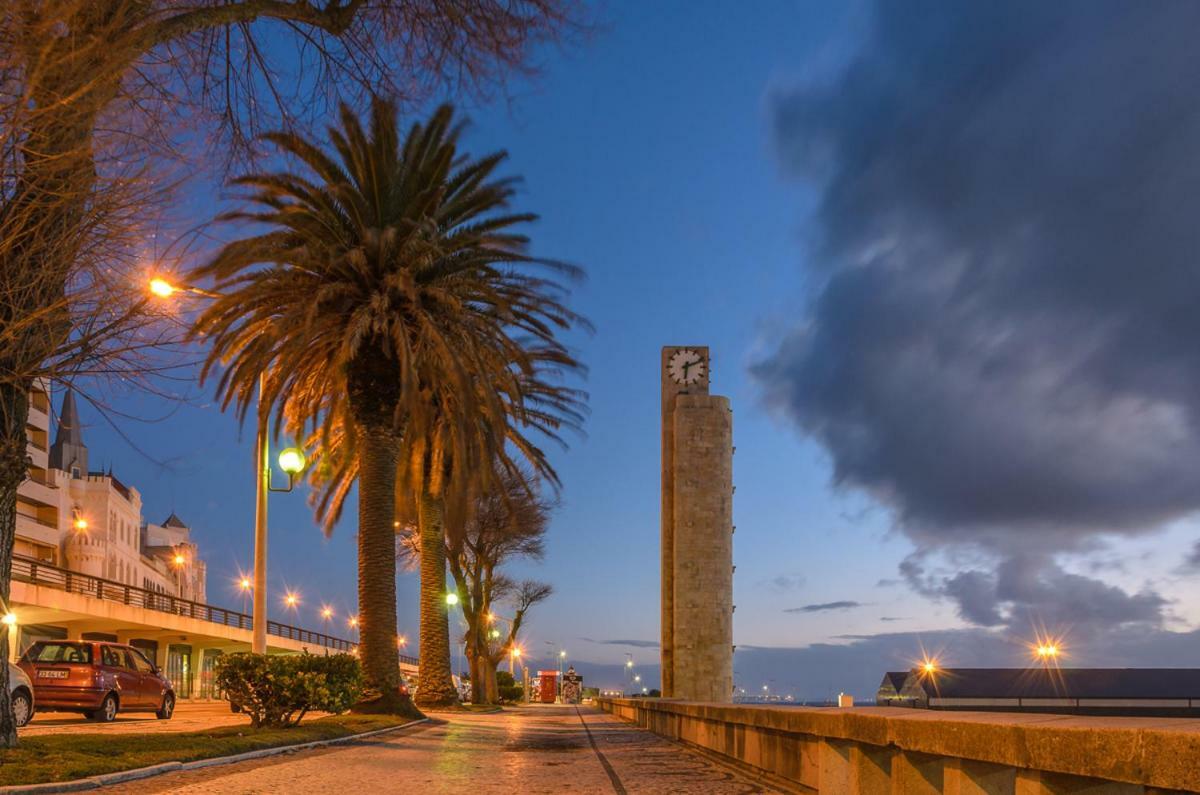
150,277,308,654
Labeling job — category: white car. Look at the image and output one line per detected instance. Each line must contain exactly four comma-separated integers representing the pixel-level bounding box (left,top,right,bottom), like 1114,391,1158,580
8,662,34,728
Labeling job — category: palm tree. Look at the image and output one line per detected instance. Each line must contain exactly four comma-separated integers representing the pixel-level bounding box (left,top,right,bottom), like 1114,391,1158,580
312,346,585,707
192,98,584,712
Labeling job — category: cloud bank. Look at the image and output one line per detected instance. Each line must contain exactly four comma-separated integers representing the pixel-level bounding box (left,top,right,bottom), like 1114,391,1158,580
757,0,1200,634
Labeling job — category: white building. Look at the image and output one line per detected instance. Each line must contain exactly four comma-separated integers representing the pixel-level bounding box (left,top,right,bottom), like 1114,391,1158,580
15,385,207,603
8,384,372,699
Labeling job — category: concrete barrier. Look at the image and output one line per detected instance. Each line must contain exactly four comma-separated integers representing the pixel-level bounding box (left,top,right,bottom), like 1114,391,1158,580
597,697,1200,793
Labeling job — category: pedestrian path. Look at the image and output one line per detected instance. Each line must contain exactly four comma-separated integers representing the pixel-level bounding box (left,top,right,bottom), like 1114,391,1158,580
100,704,775,793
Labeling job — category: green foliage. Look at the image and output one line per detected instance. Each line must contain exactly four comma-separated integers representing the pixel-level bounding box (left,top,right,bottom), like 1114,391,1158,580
496,670,516,688
214,653,363,728
499,685,524,703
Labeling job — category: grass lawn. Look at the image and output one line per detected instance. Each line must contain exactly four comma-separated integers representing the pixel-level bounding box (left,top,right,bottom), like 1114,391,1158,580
0,713,415,786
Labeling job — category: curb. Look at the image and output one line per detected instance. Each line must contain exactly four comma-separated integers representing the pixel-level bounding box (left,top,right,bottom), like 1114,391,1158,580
0,718,428,794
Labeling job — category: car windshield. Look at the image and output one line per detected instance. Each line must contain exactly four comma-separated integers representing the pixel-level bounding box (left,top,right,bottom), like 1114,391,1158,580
22,642,92,664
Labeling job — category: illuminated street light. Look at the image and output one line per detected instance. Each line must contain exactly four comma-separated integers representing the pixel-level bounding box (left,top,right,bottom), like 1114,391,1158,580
72,516,88,532
921,659,939,676
626,659,634,668
1,612,15,626
445,592,459,606
321,606,333,620
173,553,186,567
239,578,251,591
348,616,359,629
285,592,299,608
149,277,176,297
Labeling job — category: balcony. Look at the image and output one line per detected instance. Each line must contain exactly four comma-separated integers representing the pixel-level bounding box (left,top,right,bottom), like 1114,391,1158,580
12,555,362,654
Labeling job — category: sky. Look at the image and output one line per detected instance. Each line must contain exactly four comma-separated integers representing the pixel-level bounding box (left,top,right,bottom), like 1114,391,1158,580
65,0,1200,700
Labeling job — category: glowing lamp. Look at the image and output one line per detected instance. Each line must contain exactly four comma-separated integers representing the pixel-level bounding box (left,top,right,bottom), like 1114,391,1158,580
278,448,306,475
511,648,521,657
239,578,251,591
149,278,176,298
285,592,298,607
397,635,408,647
921,659,938,675
1,612,15,626
349,616,358,628
173,553,186,566
321,607,333,619
73,517,88,532
559,650,567,658
445,592,459,606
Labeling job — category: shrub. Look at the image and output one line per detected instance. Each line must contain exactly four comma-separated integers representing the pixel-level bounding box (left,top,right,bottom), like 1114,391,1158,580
215,652,363,728
499,685,524,702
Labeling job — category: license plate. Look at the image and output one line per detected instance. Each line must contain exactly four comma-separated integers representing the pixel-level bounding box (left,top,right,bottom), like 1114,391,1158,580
37,669,69,679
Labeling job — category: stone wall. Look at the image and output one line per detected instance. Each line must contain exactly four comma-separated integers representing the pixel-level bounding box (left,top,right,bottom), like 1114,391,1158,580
670,394,733,703
597,698,1200,793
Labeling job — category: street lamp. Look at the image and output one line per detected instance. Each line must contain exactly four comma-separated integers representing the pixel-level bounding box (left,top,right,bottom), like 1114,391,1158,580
445,592,459,606
148,276,306,654
284,592,299,610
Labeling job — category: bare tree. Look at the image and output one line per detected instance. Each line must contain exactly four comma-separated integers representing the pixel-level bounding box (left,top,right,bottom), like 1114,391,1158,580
0,0,577,746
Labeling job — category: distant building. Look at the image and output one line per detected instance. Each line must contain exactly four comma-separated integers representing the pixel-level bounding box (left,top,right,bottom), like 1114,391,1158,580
16,384,207,602
877,668,1200,717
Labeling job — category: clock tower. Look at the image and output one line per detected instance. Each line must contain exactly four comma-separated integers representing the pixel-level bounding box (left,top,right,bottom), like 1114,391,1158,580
661,346,733,702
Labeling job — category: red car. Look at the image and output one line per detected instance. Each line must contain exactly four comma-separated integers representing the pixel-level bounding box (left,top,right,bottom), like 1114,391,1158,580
18,641,175,722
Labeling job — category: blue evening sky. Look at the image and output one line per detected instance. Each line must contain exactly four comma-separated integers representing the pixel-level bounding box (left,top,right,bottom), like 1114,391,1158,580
69,2,1200,696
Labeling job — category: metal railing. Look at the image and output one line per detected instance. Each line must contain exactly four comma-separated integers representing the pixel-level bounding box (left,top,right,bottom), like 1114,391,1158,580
13,555,356,653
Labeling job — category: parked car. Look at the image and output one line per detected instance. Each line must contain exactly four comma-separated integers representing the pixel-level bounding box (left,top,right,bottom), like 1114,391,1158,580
8,662,34,728
18,641,175,722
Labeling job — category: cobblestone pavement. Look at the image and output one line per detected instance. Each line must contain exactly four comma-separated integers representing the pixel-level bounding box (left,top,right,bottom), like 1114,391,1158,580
24,701,251,736
101,704,776,794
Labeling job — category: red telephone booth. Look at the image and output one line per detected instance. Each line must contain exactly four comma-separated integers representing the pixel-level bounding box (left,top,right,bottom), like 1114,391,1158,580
537,670,559,703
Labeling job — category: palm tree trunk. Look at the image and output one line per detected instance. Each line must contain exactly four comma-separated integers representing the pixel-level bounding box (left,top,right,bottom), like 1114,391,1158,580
0,381,29,748
354,419,403,710
415,489,459,707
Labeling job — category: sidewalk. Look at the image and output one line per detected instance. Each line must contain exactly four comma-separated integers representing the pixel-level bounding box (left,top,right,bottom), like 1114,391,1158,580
99,704,776,793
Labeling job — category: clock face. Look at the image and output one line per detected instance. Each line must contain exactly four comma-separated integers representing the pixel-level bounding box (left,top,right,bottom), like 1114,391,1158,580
667,349,705,385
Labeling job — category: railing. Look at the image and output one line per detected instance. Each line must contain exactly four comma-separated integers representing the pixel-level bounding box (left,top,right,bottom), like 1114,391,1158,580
12,555,356,653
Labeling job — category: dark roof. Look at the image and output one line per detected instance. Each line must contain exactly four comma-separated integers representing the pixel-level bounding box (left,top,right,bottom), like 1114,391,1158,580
53,390,83,447
879,671,908,694
907,668,1200,700
162,512,188,529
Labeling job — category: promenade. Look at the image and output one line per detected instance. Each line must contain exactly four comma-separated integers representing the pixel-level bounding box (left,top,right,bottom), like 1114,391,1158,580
100,704,770,794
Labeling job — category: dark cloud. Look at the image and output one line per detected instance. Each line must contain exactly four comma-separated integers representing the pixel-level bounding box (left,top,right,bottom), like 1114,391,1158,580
784,600,863,614
578,638,660,649
760,573,806,593
878,616,907,623
1184,541,1200,572
757,0,1200,629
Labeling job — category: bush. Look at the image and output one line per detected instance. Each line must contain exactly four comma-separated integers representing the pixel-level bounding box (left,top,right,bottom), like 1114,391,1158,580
496,670,516,688
499,685,524,702
215,652,363,728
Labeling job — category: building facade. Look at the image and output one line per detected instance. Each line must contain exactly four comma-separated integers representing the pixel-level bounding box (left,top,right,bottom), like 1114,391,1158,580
15,385,207,604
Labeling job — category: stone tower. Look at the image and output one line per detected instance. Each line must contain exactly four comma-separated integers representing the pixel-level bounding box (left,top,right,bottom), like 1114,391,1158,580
661,346,733,702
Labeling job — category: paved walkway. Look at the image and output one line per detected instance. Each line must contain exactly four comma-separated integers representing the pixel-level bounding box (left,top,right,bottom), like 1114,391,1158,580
24,702,246,737
102,705,775,794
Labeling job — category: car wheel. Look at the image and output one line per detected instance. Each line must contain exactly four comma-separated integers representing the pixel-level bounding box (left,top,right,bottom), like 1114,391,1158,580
11,690,32,728
94,694,118,723
156,693,175,720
